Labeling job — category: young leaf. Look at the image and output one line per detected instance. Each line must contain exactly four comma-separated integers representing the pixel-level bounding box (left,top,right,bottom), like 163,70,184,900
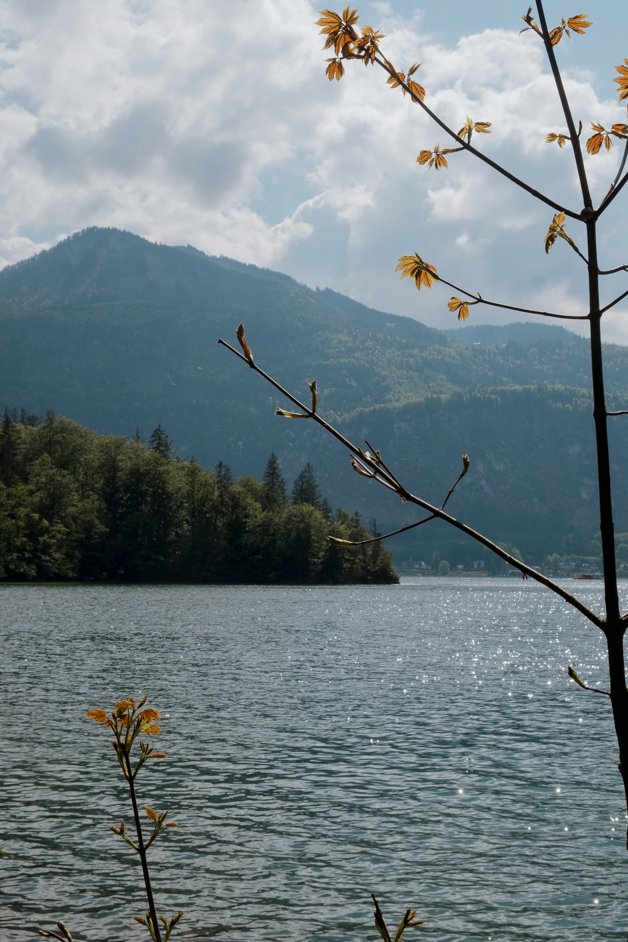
85,707,109,725
407,79,426,102
546,131,569,148
326,57,345,81
416,145,454,169
615,59,628,100
564,14,591,35
448,297,471,321
236,323,254,365
544,212,576,254
396,254,439,289
386,69,405,89
586,123,612,154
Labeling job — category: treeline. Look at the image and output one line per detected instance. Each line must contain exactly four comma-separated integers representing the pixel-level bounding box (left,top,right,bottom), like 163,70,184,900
0,410,397,584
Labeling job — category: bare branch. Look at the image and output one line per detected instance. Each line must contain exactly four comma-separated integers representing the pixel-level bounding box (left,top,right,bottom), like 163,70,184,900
600,287,628,315
329,513,435,546
218,333,603,628
598,149,628,216
436,273,589,322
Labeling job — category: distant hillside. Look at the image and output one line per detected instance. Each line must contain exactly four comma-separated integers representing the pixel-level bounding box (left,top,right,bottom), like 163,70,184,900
2,226,627,563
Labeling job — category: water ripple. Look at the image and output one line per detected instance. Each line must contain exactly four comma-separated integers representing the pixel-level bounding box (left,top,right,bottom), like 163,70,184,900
1,579,626,941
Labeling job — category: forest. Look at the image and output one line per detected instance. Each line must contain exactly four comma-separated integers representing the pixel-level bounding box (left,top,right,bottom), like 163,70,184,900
0,410,396,584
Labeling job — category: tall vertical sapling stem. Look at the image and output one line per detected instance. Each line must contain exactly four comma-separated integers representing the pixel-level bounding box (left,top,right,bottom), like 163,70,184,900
86,696,183,942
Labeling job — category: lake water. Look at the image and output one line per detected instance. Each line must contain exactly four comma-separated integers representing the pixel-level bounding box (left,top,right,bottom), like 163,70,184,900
1,578,628,942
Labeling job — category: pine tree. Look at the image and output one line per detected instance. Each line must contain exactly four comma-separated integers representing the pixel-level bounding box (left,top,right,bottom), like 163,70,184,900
148,424,172,458
291,462,320,507
262,453,287,510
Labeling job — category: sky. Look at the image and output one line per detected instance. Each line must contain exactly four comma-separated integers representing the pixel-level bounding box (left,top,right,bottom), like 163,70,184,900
0,1,627,342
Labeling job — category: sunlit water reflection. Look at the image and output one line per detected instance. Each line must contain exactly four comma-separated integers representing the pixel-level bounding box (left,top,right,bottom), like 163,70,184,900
1,578,627,941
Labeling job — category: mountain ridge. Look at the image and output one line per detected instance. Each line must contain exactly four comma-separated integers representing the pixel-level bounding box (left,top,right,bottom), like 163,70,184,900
2,226,627,563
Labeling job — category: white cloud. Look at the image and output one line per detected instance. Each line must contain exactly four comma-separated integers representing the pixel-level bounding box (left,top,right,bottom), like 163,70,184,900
0,1,625,343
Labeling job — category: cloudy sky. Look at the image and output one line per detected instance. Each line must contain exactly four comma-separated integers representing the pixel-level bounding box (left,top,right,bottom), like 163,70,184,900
1,1,627,341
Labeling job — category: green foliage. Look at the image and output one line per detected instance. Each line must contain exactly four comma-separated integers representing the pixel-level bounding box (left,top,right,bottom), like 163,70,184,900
0,411,397,584
2,229,628,560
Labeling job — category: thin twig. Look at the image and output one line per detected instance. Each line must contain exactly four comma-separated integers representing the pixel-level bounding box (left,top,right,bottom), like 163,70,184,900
600,287,628,315
436,274,589,321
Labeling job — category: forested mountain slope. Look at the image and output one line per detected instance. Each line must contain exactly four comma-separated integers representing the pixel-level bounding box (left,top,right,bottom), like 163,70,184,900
2,227,627,562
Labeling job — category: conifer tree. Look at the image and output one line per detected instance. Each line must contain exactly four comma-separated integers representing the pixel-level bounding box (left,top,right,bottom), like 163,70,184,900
291,462,321,507
262,453,287,510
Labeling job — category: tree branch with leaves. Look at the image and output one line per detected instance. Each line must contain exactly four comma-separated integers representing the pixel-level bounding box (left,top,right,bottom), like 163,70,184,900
221,2,628,846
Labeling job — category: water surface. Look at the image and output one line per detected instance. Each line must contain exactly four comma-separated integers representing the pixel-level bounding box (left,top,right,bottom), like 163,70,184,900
1,578,626,941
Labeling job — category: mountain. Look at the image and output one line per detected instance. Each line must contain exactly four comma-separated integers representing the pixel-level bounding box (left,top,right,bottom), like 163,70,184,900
2,226,628,564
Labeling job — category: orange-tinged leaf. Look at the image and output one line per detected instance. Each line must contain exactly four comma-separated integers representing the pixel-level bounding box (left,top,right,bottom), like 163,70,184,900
325,58,345,80
549,26,563,45
356,24,385,63
334,31,355,55
86,707,109,724
448,297,471,321
586,133,604,154
317,7,359,57
139,708,160,723
145,806,159,821
417,145,452,170
565,14,591,35
611,123,628,137
614,61,628,101
396,253,439,289
586,124,609,154
544,211,574,253
408,62,421,76
407,79,426,102
341,4,358,25
386,69,405,89
114,699,132,713
458,116,474,140
546,131,569,148
316,9,342,32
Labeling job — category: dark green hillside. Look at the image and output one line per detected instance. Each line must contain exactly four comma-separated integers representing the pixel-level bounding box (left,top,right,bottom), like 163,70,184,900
339,385,628,561
1,227,627,563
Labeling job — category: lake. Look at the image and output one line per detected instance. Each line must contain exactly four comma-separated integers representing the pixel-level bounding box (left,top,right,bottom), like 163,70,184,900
1,578,627,941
